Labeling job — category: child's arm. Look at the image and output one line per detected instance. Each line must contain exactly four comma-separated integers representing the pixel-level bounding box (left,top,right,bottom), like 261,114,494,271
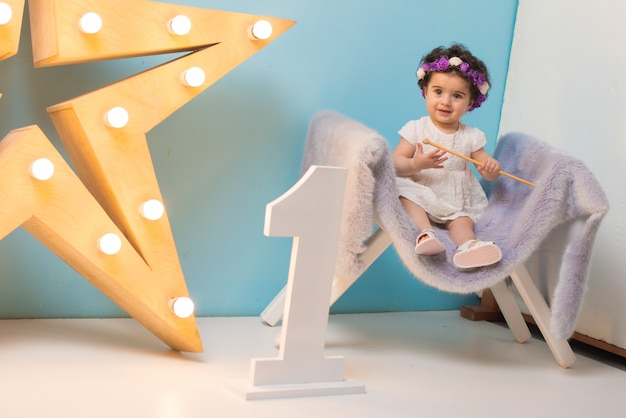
392,137,447,177
471,147,501,181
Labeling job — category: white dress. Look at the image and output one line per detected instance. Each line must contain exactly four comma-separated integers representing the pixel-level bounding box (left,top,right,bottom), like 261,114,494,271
396,117,488,224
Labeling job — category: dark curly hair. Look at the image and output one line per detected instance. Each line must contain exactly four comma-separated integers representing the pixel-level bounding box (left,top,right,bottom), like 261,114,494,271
417,43,491,110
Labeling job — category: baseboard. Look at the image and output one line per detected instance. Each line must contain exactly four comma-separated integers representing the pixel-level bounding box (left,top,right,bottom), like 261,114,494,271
521,313,626,359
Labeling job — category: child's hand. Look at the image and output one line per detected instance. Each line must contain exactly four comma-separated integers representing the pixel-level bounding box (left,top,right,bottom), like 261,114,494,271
477,157,501,180
413,143,448,171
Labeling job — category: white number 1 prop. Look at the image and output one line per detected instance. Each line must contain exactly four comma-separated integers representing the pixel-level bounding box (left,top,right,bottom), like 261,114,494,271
230,165,365,400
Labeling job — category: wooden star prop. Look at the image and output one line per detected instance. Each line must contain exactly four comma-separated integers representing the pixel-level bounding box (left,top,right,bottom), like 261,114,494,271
0,0,294,352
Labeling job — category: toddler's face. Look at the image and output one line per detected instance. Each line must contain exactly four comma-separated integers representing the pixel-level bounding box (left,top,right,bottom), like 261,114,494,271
423,72,473,132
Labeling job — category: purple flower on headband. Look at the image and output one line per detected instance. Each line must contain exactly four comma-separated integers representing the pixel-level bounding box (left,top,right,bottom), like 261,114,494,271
470,95,486,111
459,62,469,72
432,57,449,71
465,70,485,89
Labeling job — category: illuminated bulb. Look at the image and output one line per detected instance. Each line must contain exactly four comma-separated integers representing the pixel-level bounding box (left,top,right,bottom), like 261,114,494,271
181,67,206,87
30,158,55,181
170,297,195,318
104,106,129,128
139,199,165,221
249,20,273,40
98,233,122,255
167,15,191,35
0,2,12,25
79,12,103,34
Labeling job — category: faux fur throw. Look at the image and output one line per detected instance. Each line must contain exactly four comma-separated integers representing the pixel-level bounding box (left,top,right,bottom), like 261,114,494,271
302,110,608,339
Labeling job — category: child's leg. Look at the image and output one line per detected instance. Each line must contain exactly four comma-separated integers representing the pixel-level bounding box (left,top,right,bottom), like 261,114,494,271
445,216,475,247
446,216,501,269
400,197,445,255
400,197,432,233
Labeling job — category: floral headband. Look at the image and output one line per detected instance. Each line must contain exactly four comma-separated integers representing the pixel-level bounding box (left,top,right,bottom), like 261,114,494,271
416,56,490,111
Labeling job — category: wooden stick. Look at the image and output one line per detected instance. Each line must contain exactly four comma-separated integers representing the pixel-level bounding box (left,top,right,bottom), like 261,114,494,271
423,138,535,187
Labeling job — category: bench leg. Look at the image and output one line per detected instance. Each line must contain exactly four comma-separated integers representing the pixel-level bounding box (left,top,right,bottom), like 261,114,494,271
510,264,576,368
489,280,532,343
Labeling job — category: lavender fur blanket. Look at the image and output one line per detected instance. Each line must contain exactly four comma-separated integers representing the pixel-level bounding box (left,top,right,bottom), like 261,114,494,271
302,110,608,338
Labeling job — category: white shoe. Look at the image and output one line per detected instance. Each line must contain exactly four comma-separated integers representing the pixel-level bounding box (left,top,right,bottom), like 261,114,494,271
453,240,502,269
415,229,446,255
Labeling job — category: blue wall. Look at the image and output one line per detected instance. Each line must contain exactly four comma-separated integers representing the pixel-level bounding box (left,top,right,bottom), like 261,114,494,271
0,0,517,318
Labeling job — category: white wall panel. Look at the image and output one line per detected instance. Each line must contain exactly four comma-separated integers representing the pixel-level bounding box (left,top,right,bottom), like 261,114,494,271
499,0,626,348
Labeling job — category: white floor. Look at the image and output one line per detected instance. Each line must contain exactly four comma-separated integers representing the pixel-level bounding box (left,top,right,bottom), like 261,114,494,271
1,311,623,418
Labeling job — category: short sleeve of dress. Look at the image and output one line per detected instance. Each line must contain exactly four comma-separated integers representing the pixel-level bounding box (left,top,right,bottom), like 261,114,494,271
398,120,420,143
468,126,487,152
